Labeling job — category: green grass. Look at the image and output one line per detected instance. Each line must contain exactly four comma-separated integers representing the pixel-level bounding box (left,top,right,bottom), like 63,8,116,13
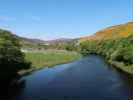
19,50,81,75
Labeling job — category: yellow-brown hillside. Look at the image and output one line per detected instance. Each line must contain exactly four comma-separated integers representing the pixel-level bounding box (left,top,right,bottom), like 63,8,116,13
80,22,133,42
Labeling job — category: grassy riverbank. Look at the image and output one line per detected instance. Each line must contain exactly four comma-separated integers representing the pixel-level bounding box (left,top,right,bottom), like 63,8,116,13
19,50,81,74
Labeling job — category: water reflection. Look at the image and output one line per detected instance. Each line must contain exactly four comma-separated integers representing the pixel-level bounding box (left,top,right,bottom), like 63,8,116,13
5,56,133,100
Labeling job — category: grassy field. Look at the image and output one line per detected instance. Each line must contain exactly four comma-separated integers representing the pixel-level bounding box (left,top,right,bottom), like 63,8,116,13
19,50,81,75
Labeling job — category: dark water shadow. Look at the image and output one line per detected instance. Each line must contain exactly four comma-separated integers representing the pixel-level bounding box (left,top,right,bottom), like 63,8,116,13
112,67,133,87
91,55,133,89
0,79,26,100
100,55,133,89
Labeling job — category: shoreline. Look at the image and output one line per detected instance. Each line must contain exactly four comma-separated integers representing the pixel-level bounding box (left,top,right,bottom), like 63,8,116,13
19,51,82,75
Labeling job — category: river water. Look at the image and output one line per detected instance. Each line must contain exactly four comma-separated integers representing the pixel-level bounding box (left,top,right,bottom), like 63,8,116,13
9,55,133,100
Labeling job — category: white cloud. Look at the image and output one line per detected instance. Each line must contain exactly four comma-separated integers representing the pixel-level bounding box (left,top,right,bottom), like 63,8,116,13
0,16,16,21
30,16,41,21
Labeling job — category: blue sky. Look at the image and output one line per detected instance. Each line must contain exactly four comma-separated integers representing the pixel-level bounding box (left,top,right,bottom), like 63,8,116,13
0,0,133,40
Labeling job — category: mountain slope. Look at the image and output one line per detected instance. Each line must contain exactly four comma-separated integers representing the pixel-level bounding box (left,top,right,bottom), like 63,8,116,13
80,22,133,41
0,29,76,49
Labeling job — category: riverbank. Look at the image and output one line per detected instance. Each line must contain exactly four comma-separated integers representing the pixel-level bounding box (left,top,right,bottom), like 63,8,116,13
19,50,82,75
109,60,133,75
80,35,133,75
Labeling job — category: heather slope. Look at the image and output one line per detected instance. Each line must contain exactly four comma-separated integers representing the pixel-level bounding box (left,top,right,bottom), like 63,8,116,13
80,22,133,41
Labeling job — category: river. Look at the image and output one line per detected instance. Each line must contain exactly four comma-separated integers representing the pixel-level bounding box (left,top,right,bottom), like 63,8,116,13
8,55,133,100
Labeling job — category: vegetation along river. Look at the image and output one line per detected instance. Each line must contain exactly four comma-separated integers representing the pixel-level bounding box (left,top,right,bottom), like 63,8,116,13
9,55,133,100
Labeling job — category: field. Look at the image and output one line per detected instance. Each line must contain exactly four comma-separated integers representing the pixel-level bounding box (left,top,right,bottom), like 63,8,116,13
19,50,81,74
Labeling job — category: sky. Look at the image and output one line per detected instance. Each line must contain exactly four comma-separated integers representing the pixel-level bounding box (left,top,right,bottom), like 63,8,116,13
0,0,133,40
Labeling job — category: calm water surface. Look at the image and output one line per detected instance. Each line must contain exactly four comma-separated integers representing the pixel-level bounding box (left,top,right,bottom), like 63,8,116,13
10,55,133,100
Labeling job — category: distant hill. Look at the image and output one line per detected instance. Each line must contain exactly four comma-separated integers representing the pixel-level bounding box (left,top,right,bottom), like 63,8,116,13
0,29,75,48
80,22,133,41
18,35,75,45
46,38,77,44
12,34,46,45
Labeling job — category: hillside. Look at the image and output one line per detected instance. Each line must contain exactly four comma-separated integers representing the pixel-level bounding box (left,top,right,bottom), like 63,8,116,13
80,22,133,41
79,22,133,75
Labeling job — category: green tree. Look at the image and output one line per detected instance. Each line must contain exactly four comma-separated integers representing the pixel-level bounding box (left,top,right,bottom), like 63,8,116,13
0,29,31,82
